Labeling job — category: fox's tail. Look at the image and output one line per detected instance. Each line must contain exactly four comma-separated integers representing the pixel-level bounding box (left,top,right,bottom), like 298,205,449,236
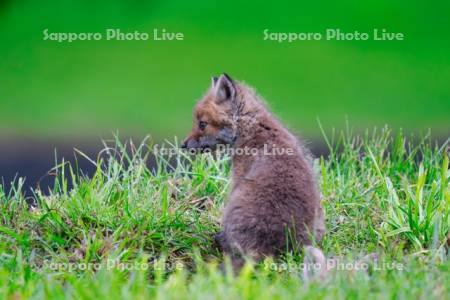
303,246,327,281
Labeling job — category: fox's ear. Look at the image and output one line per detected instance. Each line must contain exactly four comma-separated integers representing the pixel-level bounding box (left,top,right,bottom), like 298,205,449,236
214,73,236,103
211,76,218,87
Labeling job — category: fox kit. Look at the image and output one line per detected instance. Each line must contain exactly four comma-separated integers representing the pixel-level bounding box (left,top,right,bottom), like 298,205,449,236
182,74,325,271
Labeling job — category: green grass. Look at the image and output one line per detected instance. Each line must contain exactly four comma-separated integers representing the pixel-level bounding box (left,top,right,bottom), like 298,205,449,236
0,127,449,299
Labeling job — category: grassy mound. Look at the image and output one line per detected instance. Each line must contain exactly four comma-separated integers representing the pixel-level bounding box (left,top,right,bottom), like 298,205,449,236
0,127,448,299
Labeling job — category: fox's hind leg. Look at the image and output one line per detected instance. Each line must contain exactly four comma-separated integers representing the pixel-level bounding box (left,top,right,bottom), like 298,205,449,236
214,231,254,275
214,231,231,252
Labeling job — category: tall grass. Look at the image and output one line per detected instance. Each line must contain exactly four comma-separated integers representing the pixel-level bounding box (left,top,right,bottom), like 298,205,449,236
319,127,449,256
0,128,449,299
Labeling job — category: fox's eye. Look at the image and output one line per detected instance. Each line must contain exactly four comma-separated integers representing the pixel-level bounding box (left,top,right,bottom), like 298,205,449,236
199,121,207,130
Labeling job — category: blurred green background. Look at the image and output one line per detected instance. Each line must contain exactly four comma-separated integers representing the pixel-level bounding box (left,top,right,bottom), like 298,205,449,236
1,0,449,140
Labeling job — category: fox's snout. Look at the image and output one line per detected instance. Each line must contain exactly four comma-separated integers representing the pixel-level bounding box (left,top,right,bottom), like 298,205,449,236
181,137,199,149
181,134,222,151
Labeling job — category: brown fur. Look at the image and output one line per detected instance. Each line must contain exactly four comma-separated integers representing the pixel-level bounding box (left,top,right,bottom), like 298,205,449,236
182,74,325,271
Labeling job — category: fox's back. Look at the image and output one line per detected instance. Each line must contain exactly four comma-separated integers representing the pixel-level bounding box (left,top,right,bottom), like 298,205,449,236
223,128,324,254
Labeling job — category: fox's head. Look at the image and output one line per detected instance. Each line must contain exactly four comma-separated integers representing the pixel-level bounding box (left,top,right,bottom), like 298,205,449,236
181,73,240,151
